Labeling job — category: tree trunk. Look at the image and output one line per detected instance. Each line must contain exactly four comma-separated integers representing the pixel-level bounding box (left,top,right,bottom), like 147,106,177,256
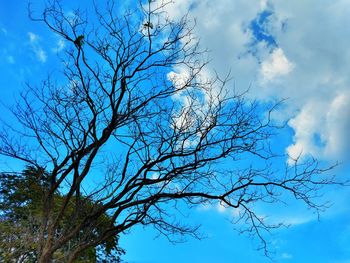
38,250,53,263
38,233,54,263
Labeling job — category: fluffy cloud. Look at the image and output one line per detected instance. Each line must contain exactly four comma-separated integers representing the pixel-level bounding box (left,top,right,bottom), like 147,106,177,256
287,92,350,163
259,48,294,83
265,1,350,162
160,0,350,163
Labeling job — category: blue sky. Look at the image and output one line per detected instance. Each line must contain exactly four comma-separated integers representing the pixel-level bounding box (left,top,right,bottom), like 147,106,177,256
1,1,350,262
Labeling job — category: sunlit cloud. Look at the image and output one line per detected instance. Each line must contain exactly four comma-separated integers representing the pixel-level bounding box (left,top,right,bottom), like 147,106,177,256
259,48,294,82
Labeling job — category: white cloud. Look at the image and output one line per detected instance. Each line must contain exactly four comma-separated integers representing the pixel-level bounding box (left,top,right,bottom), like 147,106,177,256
260,0,268,10
28,32,38,43
281,252,293,260
167,69,191,94
27,32,47,63
160,0,350,163
53,39,65,53
217,201,227,213
275,213,316,227
260,48,294,82
36,49,47,63
260,1,350,162
152,0,193,21
197,200,241,216
287,91,350,163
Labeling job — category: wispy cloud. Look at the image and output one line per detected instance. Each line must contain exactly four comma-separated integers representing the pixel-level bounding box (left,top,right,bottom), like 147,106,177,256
52,38,65,53
0,27,7,35
281,252,293,260
198,200,242,219
28,32,38,42
27,32,47,63
6,55,15,64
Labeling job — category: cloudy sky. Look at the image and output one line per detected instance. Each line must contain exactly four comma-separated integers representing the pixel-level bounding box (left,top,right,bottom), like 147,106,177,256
161,0,350,164
0,0,350,262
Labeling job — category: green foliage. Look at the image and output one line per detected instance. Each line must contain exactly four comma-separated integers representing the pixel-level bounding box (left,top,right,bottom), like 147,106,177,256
74,35,84,48
0,166,123,262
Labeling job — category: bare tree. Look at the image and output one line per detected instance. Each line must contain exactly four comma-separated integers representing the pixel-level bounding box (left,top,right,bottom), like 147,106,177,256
0,0,340,262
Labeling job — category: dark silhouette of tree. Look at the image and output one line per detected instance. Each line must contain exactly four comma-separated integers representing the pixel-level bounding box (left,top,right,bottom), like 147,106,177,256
0,166,123,262
0,0,341,262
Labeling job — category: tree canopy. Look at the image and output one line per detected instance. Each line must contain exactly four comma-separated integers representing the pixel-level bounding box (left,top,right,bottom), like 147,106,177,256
0,166,123,262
